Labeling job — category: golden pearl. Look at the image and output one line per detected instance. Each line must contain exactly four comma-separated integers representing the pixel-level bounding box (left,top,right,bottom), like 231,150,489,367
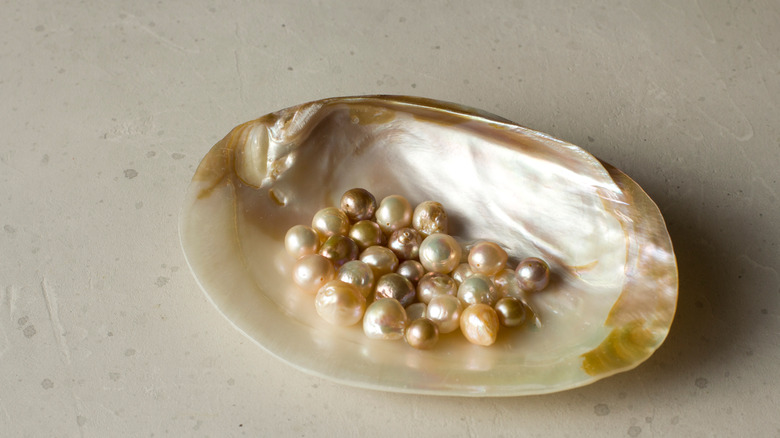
412,201,448,236
291,254,335,293
336,260,375,298
363,298,408,340
467,241,508,276
460,303,499,346
405,318,439,350
359,245,399,278
318,234,359,268
425,294,462,334
375,195,413,234
311,207,350,241
284,225,320,259
375,273,416,307
396,260,425,284
451,263,474,284
492,269,525,300
314,280,366,326
457,274,499,306
348,220,385,250
387,227,423,260
405,302,427,321
416,272,457,304
494,297,527,327
340,188,377,222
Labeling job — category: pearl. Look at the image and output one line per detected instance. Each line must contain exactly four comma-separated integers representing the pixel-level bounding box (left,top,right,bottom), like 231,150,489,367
460,304,499,346
515,257,551,292
405,302,427,321
291,254,335,293
375,273,416,307
362,298,407,340
314,280,366,326
359,245,399,278
416,272,457,304
492,269,524,300
311,207,350,241
451,263,474,284
425,295,462,334
387,227,423,260
284,225,320,259
494,297,527,327
396,260,425,284
405,318,439,350
348,220,385,250
375,195,413,234
467,241,508,276
340,188,377,222
318,234,359,267
336,260,375,298
418,233,462,274
457,274,499,306
412,201,448,236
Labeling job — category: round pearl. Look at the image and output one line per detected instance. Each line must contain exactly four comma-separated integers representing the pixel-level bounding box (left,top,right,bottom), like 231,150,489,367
340,188,377,222
292,254,335,293
363,298,407,340
451,263,474,284
457,274,499,306
284,225,320,259
396,260,425,284
348,220,385,250
494,297,527,327
405,302,427,321
416,272,457,304
387,227,423,260
311,207,350,241
412,201,448,236
405,318,439,350
467,241,508,276
418,233,462,274
375,195,413,234
375,273,416,307
318,234,359,268
492,269,524,300
336,260,375,298
425,295,462,334
314,280,366,326
516,257,551,292
359,245,399,278
460,304,499,346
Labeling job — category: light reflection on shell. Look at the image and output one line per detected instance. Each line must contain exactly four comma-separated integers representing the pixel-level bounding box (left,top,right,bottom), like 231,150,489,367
179,95,678,396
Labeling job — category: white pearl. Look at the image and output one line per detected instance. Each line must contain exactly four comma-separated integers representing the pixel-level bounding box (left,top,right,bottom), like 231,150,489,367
425,295,462,334
416,272,457,304
451,263,474,284
516,257,551,292
363,298,408,340
314,280,366,326
375,273,416,307
405,302,427,321
492,269,525,300
405,318,439,350
284,225,320,259
411,201,448,236
494,297,527,327
418,233,462,274
311,207,350,241
336,260,375,298
375,195,413,234
457,274,498,306
396,260,425,284
460,304,499,346
467,241,508,276
349,220,384,250
359,245,399,278
291,254,335,293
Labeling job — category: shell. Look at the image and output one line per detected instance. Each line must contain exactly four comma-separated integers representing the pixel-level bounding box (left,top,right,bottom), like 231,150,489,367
179,95,678,396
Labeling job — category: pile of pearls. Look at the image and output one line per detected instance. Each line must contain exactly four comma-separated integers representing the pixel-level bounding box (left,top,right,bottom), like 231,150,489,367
285,188,551,349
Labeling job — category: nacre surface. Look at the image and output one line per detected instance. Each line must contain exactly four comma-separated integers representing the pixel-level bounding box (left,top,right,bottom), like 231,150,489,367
180,95,678,396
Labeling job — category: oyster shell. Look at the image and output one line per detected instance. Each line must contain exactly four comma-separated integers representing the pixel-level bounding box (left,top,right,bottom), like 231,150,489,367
179,95,678,396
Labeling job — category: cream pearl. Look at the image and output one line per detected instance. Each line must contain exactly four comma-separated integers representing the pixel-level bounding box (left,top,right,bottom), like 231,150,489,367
460,304,499,346
340,188,377,222
425,295,462,334
457,274,499,306
363,298,407,340
418,233,462,274
396,260,425,284
311,207,350,241
359,245,399,278
467,241,508,276
516,257,551,292
405,318,439,350
284,225,320,259
336,260,375,298
318,234,359,268
387,227,422,261
492,269,525,300
405,302,427,321
451,263,474,284
375,273,416,307
349,220,385,250
375,195,413,234
494,297,527,327
292,254,335,293
314,280,366,326
416,272,457,304
412,201,448,236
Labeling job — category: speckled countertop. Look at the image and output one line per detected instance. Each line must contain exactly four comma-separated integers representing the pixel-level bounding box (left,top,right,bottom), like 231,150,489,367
2,1,778,436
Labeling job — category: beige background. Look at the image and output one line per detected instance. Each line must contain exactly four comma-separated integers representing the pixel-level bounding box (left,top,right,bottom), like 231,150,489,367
2,1,778,436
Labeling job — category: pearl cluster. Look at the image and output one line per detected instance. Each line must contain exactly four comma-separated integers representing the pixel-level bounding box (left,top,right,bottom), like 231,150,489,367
284,188,551,349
